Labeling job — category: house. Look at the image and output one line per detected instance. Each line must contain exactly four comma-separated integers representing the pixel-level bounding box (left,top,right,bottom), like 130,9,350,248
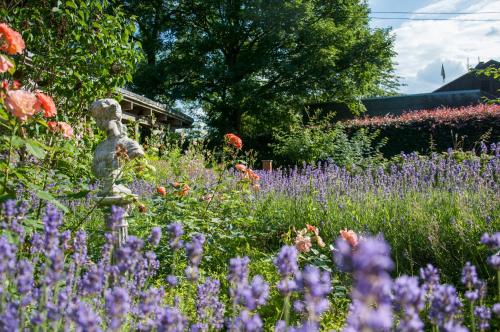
117,87,193,131
310,59,500,119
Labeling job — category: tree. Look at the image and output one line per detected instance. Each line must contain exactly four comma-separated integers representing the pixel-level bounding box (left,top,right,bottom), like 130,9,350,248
127,0,397,148
2,0,143,118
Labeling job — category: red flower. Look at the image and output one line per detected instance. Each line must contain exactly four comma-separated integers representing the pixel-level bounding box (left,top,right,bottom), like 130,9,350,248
0,23,25,55
35,92,57,118
157,186,167,196
224,133,243,149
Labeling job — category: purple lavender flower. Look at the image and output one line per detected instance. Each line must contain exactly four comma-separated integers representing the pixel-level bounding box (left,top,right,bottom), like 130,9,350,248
474,305,491,330
167,222,184,250
242,275,269,311
157,306,186,332
274,246,298,295
480,232,500,249
487,254,500,270
138,287,164,316
0,302,19,330
461,262,478,287
70,300,102,332
105,287,130,331
107,205,126,230
196,278,225,330
166,275,178,287
60,230,71,250
149,226,162,247
73,230,87,266
392,276,424,331
492,303,500,316
0,236,16,276
428,284,462,328
293,265,331,322
228,256,250,300
229,310,263,332
335,236,393,332
16,259,33,295
185,233,205,281
420,264,440,294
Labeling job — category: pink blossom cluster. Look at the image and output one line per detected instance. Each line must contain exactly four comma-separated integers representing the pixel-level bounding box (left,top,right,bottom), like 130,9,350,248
345,104,500,128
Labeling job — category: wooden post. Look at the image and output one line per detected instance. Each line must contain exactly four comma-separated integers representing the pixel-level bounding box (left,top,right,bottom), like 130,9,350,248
262,160,273,172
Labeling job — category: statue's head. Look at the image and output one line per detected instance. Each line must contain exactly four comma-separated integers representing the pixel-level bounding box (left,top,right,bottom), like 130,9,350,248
90,99,123,136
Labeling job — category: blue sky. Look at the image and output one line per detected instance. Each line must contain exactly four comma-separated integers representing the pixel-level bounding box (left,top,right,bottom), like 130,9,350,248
367,0,500,94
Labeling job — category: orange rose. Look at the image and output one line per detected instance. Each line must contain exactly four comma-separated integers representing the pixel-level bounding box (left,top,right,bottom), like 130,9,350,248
306,224,319,236
172,181,181,188
0,55,14,73
156,186,167,196
180,184,190,196
35,92,57,118
235,164,247,172
0,23,25,55
245,169,260,181
224,133,243,149
4,89,37,121
340,229,359,248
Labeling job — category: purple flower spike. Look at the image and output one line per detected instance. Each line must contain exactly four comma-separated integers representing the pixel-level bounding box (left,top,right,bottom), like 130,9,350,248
428,284,462,328
242,275,269,311
157,306,186,332
393,276,424,332
294,265,331,323
166,222,184,250
149,226,162,247
274,246,299,295
335,236,393,332
196,277,225,330
105,287,130,331
474,306,491,330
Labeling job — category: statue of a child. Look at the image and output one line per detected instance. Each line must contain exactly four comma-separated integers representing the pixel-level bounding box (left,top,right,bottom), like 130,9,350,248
90,99,144,201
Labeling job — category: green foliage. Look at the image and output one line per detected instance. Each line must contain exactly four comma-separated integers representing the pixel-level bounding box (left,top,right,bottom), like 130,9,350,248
125,0,398,146
272,119,386,167
3,0,143,118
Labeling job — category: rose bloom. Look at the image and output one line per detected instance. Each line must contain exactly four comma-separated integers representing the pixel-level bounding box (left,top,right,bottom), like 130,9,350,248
235,163,247,172
4,89,37,121
0,55,14,73
252,183,260,191
35,92,57,118
156,186,167,196
48,121,74,138
0,23,25,55
340,228,359,247
224,133,243,149
245,169,260,181
172,181,181,188
294,234,312,253
306,224,319,236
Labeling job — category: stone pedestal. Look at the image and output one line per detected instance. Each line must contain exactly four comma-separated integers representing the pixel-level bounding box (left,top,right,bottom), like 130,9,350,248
262,160,273,172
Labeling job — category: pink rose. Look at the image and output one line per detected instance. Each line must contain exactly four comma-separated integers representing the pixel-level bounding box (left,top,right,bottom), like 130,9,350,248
4,89,37,121
0,55,14,73
340,229,359,248
294,234,312,253
47,121,73,138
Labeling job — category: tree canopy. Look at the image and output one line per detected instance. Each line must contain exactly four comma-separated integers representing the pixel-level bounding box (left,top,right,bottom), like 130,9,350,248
126,0,397,148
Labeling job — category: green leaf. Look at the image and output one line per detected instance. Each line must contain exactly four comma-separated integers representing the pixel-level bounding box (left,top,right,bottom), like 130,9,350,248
25,139,47,159
34,190,69,213
11,136,24,148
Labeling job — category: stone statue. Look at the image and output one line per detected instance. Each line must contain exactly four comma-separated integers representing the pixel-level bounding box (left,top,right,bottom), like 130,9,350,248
90,98,144,245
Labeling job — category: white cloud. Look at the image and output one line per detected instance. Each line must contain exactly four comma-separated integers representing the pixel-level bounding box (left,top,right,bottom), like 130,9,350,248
392,0,500,93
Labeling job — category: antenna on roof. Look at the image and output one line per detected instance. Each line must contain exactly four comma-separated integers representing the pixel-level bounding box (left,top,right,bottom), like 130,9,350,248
441,63,446,83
